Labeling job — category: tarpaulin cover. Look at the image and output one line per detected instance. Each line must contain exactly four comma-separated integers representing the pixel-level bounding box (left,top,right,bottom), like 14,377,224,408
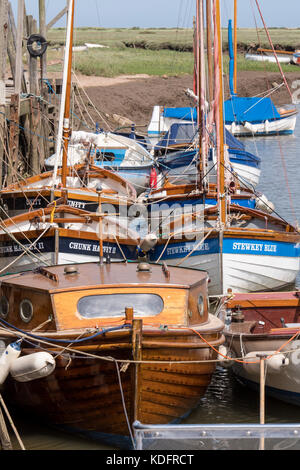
163,97,281,125
224,96,281,124
156,123,260,169
163,107,197,121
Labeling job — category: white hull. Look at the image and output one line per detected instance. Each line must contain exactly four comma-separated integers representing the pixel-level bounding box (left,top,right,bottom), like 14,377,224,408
157,252,221,296
245,53,291,64
230,161,261,189
154,250,299,296
225,114,297,137
222,253,300,293
230,338,300,406
0,252,100,275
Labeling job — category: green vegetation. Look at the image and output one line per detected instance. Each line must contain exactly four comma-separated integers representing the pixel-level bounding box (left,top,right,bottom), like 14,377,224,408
46,27,300,77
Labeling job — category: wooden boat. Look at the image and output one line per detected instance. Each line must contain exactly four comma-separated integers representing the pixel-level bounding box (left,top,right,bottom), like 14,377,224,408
149,204,300,296
143,178,274,221
0,261,224,448
44,131,156,196
0,205,142,275
222,291,300,407
145,1,300,297
0,163,137,218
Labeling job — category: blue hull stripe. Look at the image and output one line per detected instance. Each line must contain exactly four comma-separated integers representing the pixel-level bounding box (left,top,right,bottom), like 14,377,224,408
149,198,256,211
151,237,300,261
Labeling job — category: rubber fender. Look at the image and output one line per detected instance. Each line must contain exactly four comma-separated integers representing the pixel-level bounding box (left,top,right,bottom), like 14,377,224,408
10,352,55,382
27,34,48,57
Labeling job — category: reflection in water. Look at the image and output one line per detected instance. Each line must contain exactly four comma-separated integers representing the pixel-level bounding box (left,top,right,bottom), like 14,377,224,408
6,106,300,450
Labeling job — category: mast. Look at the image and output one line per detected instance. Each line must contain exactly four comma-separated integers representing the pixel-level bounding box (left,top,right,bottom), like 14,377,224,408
233,0,237,95
214,0,226,226
53,0,75,188
196,0,207,191
206,0,214,103
61,0,75,188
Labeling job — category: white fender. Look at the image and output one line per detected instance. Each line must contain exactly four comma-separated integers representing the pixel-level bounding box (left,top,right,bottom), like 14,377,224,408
10,352,56,382
218,345,233,368
139,233,158,253
243,351,289,376
255,194,275,214
0,342,21,385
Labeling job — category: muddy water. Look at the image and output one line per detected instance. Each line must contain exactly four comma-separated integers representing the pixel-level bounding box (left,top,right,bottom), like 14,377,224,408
7,105,300,450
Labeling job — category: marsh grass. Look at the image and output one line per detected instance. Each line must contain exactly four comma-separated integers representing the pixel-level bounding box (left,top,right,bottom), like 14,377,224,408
71,47,193,76
46,27,300,77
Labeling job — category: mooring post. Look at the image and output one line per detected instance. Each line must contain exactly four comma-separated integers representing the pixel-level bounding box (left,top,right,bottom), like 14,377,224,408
0,0,8,189
0,404,12,450
132,318,143,424
257,353,267,451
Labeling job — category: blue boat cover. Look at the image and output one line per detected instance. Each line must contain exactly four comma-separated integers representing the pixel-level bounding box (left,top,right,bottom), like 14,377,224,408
163,107,197,121
156,123,260,170
224,96,281,124
163,96,281,125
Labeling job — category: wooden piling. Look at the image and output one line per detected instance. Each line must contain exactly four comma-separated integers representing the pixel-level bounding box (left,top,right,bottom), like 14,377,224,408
0,1,68,185
0,405,12,450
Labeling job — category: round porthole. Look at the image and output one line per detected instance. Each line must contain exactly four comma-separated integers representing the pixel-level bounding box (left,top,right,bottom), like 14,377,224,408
19,299,33,323
0,296,9,319
197,294,204,317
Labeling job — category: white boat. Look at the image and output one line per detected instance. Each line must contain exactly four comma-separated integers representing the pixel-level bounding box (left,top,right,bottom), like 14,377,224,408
245,53,291,64
44,131,157,195
225,12,297,137
224,104,298,137
223,291,300,407
149,205,300,296
0,164,137,218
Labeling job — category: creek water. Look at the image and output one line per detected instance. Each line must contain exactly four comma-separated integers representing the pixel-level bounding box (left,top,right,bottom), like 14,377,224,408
7,105,300,450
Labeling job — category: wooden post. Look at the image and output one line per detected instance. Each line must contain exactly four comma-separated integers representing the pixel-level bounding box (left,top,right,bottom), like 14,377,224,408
0,405,12,450
39,0,47,79
15,0,24,96
8,93,19,184
257,353,267,451
132,319,143,424
0,0,8,188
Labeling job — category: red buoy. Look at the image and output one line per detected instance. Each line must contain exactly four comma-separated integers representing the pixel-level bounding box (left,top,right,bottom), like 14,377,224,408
150,167,157,189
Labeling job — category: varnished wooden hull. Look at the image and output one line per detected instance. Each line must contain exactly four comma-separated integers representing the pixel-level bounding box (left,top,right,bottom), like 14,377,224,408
1,321,224,448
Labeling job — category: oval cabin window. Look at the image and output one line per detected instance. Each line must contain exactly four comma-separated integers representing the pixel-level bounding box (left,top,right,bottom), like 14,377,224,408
197,294,205,317
19,299,33,323
77,293,164,318
0,296,9,319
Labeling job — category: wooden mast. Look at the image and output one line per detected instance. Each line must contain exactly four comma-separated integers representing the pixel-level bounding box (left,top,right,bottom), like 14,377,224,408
206,0,214,103
197,0,206,191
215,0,226,226
61,0,75,189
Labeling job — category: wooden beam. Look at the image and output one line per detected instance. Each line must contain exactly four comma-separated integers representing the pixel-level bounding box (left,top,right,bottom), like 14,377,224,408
0,0,8,189
39,0,47,78
8,93,20,184
46,5,68,32
15,0,24,96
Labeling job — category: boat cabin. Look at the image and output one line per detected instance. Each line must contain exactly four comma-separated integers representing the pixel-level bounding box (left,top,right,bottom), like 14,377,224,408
0,262,210,332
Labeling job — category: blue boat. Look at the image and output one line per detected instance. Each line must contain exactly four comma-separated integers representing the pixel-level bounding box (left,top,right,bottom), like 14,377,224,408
154,122,261,188
224,19,297,137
